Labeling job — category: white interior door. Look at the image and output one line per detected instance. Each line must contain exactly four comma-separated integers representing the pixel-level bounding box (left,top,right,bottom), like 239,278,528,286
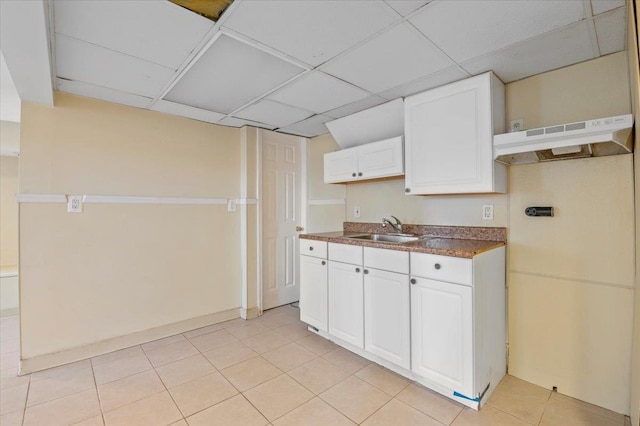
261,130,303,310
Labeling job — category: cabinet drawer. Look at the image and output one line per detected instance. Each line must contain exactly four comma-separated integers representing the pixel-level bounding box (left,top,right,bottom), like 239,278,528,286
329,243,363,265
410,252,472,286
300,240,327,259
364,247,409,274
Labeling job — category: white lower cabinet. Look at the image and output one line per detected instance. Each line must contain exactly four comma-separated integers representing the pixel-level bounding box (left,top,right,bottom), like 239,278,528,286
299,254,328,332
411,277,473,396
328,261,364,348
299,239,505,409
364,268,410,369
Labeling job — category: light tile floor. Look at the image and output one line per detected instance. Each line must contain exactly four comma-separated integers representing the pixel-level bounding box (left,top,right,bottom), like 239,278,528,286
0,306,631,426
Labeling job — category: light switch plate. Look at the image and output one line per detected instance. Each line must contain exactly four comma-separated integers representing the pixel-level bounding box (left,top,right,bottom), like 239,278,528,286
67,195,83,213
482,205,494,220
227,200,236,212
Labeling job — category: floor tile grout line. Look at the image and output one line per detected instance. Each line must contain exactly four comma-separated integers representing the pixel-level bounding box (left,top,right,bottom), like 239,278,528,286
19,375,30,426
89,360,107,426
21,367,96,411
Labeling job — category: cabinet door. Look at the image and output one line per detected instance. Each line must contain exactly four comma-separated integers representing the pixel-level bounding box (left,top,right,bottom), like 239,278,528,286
411,277,473,397
364,268,410,369
404,73,495,194
356,136,404,180
328,262,364,348
299,255,328,332
324,148,358,183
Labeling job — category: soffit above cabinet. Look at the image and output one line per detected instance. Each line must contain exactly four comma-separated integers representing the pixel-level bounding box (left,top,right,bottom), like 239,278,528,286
35,0,625,137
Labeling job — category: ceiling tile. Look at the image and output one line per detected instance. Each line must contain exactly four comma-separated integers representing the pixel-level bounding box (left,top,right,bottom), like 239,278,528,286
151,100,226,124
324,95,389,119
378,67,470,100
268,71,370,114
222,1,399,67
234,100,314,128
56,78,152,109
322,23,452,93
462,21,596,83
56,35,175,98
384,1,430,17
594,7,626,55
410,0,585,62
591,0,625,15
218,117,276,130
165,34,304,114
54,0,214,70
279,114,333,137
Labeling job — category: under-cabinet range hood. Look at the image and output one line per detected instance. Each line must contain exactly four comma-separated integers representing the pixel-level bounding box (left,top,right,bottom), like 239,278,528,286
493,114,633,165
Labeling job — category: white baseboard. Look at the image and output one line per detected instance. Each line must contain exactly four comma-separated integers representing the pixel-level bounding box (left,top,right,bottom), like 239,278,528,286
19,307,241,375
240,307,259,320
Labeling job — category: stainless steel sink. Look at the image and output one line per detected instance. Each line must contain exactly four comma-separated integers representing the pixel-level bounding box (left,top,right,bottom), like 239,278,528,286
345,234,420,243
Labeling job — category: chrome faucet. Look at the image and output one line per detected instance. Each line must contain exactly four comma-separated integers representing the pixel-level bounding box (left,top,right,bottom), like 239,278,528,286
382,216,402,233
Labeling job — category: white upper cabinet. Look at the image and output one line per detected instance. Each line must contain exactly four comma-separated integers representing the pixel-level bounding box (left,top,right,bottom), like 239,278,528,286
324,136,404,183
404,72,506,195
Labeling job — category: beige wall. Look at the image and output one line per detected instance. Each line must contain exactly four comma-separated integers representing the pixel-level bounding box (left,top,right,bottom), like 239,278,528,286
329,52,634,414
508,155,634,414
0,121,20,155
1,155,19,268
307,133,346,233
629,0,640,423
19,93,243,358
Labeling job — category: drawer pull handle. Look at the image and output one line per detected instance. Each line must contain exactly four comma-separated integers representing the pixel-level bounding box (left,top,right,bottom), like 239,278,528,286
405,188,411,193
352,173,357,177
321,261,326,266
410,278,416,285
434,263,441,270
355,268,361,273
363,269,369,274
358,172,363,177
309,247,314,251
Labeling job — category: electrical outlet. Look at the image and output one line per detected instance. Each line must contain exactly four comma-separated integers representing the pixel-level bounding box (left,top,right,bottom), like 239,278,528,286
482,205,494,220
227,199,236,212
510,119,524,132
354,206,361,218
67,195,83,213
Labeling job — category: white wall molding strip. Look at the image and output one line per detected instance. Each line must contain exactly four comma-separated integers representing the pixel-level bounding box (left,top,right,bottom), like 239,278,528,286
82,195,228,205
236,198,258,205
15,194,264,206
308,199,346,205
16,194,67,203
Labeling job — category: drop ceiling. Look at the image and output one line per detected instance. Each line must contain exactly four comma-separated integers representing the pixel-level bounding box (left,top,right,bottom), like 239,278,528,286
49,0,628,138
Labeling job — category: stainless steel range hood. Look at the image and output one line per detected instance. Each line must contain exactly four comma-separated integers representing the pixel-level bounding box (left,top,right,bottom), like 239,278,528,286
493,114,633,165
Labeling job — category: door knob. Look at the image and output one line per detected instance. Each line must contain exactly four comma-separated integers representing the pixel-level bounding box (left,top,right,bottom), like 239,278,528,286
352,172,357,177
296,226,304,232
410,278,416,285
355,268,361,273
363,269,369,274
434,263,441,270
321,261,326,265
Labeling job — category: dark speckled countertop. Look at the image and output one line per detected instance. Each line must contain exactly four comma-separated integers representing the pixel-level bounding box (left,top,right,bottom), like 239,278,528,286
300,223,506,259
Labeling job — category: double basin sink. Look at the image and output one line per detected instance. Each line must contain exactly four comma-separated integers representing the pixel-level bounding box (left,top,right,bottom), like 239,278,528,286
345,233,426,244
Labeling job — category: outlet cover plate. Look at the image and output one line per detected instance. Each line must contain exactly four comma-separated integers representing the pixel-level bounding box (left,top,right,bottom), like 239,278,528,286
482,205,494,220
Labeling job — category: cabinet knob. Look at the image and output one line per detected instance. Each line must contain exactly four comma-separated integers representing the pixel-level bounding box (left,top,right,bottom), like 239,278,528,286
405,188,411,193
321,261,326,265
434,263,441,270
410,278,416,285
363,269,369,274
352,172,357,177
355,268,361,273
309,246,314,251
358,172,363,177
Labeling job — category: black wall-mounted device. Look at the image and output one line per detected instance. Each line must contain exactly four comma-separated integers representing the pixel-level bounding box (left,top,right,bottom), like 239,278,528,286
525,207,554,217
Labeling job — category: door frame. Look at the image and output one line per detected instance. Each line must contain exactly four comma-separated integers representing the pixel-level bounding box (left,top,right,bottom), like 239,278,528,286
256,129,307,314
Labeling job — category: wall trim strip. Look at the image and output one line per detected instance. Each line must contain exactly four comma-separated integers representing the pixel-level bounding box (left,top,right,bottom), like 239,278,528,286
15,194,258,206
308,199,346,205
15,194,67,203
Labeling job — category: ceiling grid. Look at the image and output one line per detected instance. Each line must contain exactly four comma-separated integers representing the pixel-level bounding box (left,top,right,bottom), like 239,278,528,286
44,0,628,137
